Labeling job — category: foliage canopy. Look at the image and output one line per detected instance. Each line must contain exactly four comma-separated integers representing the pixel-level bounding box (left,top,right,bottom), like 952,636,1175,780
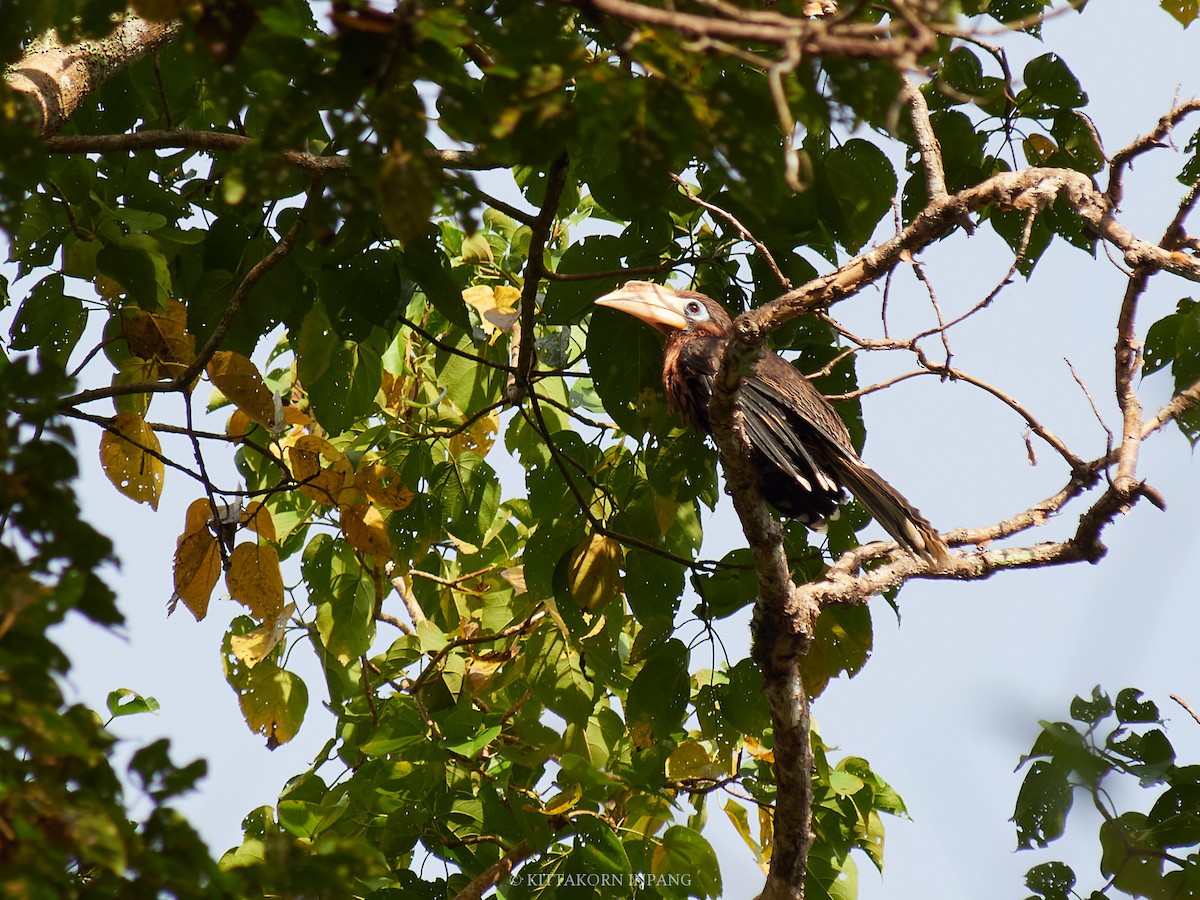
3,1,1200,898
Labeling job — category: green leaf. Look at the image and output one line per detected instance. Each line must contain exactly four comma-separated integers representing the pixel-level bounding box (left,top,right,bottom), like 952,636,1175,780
543,235,627,323
1099,812,1164,895
8,274,86,364
692,549,758,620
296,302,340,386
96,235,169,310
1115,688,1160,724
719,658,772,736
798,603,873,699
1143,299,1194,377
564,816,631,879
429,452,500,545
303,536,375,666
586,304,673,438
1069,686,1112,725
1014,759,1073,848
1017,54,1088,117
623,548,686,624
1024,860,1075,900
626,639,689,742
817,139,897,253
399,229,471,331
657,825,722,899
106,688,160,719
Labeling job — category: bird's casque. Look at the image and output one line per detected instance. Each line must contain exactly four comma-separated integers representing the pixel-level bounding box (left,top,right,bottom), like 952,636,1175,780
595,280,950,565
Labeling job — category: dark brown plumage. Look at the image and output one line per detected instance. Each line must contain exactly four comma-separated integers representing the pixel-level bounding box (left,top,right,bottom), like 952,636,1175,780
595,281,950,565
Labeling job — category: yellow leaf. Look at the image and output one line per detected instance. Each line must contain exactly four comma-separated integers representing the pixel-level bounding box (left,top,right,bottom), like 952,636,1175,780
653,492,679,536
666,740,724,780
742,734,775,764
99,410,164,509
172,527,220,621
357,463,414,510
240,500,277,543
542,783,583,816
288,435,348,506
207,350,276,428
226,543,284,620
462,284,519,342
567,532,622,612
341,503,392,558
227,407,252,439
381,370,414,414
449,411,500,459
463,655,505,695
237,663,307,748
759,805,774,865
460,233,494,265
1024,133,1057,164
181,497,214,537
723,800,771,875
230,602,295,668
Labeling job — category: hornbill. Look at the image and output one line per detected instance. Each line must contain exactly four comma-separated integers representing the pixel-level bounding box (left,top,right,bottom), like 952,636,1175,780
595,281,951,565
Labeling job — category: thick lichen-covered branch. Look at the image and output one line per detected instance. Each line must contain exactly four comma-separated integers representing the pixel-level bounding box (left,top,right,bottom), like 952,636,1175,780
5,16,182,135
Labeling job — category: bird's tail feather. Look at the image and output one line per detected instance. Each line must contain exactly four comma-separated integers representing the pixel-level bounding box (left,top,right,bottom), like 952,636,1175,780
831,458,951,565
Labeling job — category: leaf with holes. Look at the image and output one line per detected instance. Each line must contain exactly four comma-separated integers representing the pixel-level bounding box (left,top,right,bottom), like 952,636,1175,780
99,411,164,510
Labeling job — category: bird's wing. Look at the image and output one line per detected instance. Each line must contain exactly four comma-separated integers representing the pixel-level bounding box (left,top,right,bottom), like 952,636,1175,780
744,355,950,564
738,376,842,495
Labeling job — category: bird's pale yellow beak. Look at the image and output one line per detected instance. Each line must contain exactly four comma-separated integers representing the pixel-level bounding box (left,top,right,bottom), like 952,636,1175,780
594,281,689,333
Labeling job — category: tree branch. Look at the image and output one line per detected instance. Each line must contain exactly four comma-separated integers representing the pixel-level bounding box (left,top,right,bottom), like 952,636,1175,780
5,16,182,136
43,129,499,172
572,0,937,60
60,188,316,409
741,166,1200,346
452,839,535,900
507,152,569,403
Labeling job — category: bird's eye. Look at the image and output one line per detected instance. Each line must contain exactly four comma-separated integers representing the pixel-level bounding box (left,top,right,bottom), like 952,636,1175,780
684,300,707,319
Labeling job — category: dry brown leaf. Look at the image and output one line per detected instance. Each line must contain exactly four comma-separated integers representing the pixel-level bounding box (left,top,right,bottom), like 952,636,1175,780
99,410,164,510
500,566,527,595
226,542,285,620
121,299,196,378
207,350,276,428
341,503,392,558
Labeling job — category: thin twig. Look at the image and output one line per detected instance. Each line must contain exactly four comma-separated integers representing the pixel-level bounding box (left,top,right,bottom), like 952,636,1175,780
1171,695,1200,728
671,173,792,291
507,153,570,403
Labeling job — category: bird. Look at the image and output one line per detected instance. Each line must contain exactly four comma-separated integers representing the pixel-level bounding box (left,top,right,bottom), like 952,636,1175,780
594,281,951,565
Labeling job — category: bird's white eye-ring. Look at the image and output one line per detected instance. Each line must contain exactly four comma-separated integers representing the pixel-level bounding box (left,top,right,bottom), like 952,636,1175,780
684,299,707,319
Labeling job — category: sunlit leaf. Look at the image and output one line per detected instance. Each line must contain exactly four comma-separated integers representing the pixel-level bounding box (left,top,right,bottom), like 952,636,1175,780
226,543,285,621
236,662,308,748
207,350,276,429
230,602,295,668
340,502,392,558
99,410,164,509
